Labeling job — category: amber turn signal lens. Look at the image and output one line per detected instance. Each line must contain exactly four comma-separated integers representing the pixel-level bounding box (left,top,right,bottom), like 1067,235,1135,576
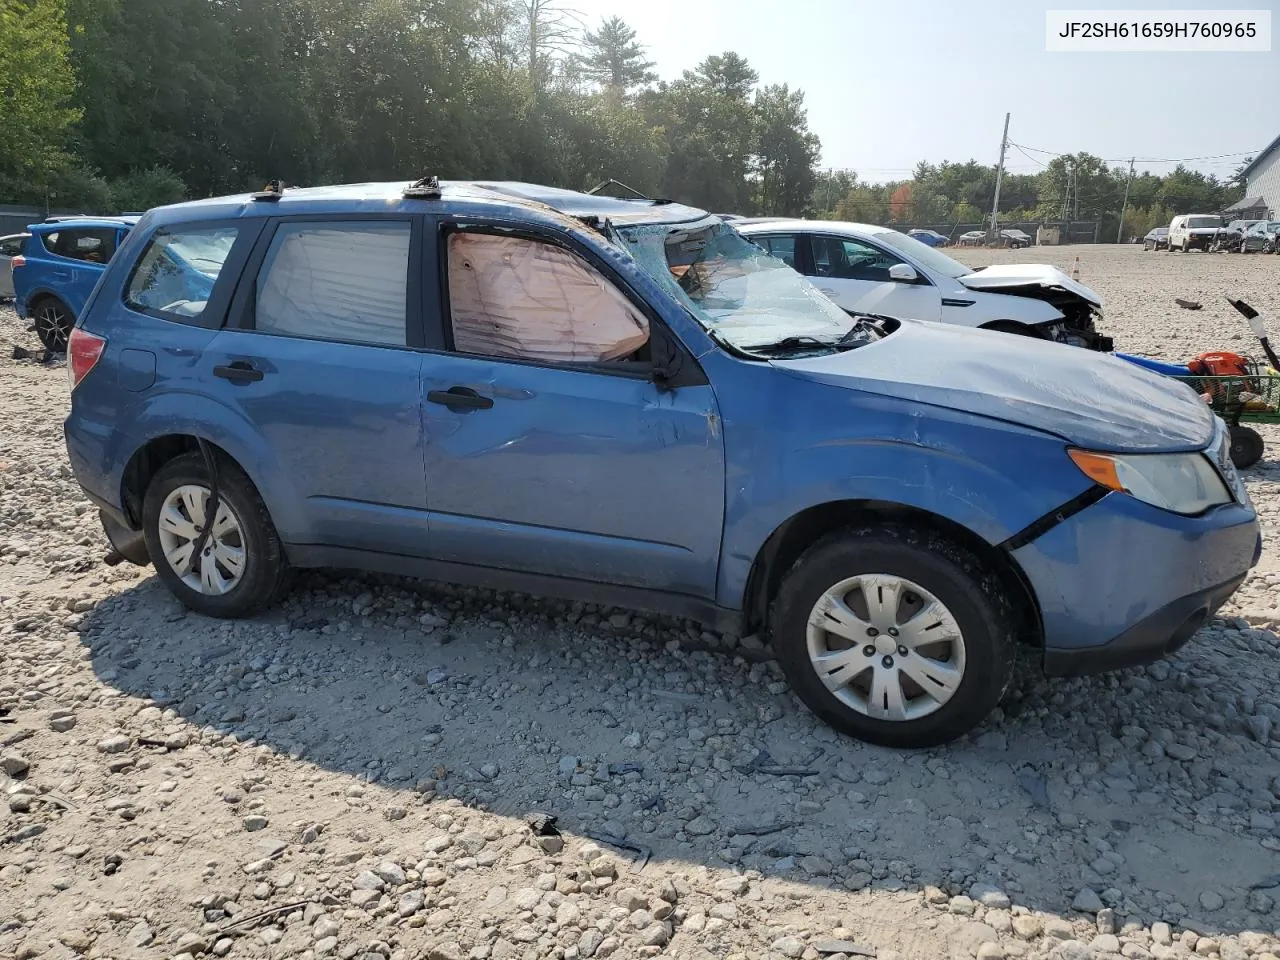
1067,449,1124,491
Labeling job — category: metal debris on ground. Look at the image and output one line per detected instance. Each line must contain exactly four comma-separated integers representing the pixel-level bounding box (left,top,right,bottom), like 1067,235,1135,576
1249,873,1280,890
1175,299,1203,311
581,829,652,874
814,940,877,957
735,746,824,777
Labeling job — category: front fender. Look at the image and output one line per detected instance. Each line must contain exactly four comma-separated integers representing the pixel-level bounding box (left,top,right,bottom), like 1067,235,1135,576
715,399,1093,609
967,290,1065,326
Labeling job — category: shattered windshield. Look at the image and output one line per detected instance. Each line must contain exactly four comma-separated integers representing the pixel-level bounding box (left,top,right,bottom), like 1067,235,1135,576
1188,216,1221,229
618,218,870,354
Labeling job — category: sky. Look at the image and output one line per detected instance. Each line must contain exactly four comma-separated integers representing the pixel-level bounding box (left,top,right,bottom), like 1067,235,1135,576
579,0,1279,184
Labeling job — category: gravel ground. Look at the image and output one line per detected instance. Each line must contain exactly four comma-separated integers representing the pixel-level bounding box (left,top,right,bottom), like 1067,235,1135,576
3,244,1280,960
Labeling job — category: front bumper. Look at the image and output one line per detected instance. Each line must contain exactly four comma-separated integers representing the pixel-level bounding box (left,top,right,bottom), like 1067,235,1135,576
1013,488,1260,676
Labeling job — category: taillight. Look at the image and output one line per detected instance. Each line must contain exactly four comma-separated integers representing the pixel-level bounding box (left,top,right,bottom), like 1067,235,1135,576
10,255,24,268
68,328,106,390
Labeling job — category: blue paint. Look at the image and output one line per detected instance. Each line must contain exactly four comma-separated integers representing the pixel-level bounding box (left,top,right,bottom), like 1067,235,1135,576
64,180,1260,672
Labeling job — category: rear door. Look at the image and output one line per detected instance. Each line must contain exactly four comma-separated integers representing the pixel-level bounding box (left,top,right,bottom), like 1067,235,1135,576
45,227,120,316
202,215,431,555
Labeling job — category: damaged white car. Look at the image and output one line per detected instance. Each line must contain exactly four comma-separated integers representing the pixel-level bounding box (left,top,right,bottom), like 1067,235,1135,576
737,218,1112,350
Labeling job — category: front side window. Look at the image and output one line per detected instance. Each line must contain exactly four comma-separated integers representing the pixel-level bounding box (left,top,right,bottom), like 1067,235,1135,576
812,236,904,282
255,220,410,346
126,224,240,320
445,231,649,364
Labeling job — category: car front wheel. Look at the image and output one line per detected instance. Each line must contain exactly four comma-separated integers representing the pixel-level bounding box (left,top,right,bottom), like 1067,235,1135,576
770,526,1016,747
142,452,291,618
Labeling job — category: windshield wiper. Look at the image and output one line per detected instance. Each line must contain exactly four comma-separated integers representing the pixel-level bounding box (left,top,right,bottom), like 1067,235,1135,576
742,334,843,355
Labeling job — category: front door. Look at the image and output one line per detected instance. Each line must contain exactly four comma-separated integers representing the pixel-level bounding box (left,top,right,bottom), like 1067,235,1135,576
202,216,430,555
805,234,942,322
419,220,725,597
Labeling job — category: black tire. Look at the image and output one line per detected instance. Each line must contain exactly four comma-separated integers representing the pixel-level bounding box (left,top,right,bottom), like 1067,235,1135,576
31,296,73,352
1229,425,1265,469
142,451,291,618
769,525,1017,748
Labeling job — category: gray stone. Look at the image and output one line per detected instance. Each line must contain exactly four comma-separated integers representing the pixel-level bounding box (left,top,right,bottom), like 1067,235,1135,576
353,870,385,891
243,815,268,832
970,884,1011,909
312,917,340,940
397,890,423,917
1073,887,1105,913
49,715,76,732
0,753,29,776
373,861,406,886
97,734,130,754
684,815,716,836
771,936,806,958
1247,715,1274,743
1198,890,1224,911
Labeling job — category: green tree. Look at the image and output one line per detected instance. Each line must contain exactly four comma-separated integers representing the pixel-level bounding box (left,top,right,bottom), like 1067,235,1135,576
645,52,758,212
574,16,655,97
0,0,81,202
752,83,820,217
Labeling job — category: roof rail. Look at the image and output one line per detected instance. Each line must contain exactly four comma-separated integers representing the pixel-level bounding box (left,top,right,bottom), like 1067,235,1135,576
251,179,285,202
403,176,442,200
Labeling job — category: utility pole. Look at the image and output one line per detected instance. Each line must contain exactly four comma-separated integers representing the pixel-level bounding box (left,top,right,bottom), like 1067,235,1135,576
1116,158,1135,243
1072,161,1080,221
988,112,1010,238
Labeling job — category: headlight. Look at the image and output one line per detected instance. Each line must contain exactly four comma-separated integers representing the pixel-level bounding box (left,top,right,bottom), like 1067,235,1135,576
1068,448,1231,515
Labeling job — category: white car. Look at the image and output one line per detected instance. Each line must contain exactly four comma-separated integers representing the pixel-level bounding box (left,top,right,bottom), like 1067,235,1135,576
735,219,1111,350
0,233,27,299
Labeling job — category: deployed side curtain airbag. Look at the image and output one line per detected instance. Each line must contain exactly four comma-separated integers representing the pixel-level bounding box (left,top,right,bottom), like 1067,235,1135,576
447,232,649,363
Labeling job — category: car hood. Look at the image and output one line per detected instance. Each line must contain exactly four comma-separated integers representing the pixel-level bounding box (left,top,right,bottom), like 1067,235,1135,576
958,263,1101,306
774,319,1214,452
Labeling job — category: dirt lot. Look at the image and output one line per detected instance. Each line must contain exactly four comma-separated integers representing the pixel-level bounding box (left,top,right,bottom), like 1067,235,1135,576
3,244,1280,960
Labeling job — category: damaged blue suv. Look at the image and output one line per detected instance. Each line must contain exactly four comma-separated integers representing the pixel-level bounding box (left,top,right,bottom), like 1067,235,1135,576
62,179,1261,747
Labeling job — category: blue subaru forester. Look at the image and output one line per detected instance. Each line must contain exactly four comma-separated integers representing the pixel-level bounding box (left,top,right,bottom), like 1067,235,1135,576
62,179,1261,746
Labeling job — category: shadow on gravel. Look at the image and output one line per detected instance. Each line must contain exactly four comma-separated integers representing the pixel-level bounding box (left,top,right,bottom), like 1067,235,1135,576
80,568,1280,943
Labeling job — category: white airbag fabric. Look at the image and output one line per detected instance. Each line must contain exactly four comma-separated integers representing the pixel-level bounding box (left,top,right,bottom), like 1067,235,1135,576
257,222,409,345
448,232,649,362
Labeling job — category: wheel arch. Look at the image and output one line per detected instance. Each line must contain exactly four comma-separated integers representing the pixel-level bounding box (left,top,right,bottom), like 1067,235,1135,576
740,498,1043,648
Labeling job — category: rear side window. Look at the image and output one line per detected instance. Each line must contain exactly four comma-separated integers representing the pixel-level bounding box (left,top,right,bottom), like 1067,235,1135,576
0,236,24,256
254,221,410,347
45,227,119,263
126,225,240,321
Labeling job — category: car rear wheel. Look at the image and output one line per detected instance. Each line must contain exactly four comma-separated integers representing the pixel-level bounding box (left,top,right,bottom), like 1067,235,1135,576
770,526,1016,747
142,452,291,618
32,297,72,352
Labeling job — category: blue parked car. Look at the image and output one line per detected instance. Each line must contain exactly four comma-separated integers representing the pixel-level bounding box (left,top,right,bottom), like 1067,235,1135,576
906,228,949,247
12,216,139,350
62,179,1261,746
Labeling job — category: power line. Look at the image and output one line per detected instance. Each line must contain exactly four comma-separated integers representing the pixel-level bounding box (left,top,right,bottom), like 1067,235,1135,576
1008,140,1260,165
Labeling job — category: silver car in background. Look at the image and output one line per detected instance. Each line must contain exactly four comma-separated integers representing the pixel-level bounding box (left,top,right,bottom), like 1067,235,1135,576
0,233,29,299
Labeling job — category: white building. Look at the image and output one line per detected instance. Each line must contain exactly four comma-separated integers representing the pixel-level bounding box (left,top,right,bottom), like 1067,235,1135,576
1233,135,1280,220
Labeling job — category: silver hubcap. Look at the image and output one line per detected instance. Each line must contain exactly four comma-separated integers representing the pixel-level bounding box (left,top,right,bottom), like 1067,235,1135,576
806,574,966,722
156,485,246,596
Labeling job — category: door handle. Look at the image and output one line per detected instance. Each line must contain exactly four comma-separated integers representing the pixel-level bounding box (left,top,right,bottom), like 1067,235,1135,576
213,361,265,383
426,386,494,410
